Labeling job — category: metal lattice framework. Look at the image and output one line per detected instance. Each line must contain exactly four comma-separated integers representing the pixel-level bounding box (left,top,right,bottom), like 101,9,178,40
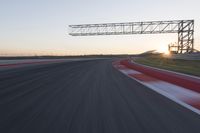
69,20,194,53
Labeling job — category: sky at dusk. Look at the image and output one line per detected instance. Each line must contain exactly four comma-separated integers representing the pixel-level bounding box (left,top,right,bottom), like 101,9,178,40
0,0,200,56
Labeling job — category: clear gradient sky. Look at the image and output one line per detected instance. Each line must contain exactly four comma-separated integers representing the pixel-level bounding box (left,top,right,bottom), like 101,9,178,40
0,0,200,56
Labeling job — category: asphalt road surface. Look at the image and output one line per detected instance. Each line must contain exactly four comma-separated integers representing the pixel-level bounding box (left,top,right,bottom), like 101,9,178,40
0,59,200,133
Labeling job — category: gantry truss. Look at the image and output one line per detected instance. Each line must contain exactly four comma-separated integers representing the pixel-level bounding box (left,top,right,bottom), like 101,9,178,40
69,20,194,53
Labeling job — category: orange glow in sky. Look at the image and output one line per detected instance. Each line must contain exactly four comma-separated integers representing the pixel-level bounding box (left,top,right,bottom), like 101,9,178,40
0,0,200,56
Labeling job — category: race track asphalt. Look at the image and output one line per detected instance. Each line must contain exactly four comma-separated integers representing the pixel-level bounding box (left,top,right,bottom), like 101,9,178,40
0,59,200,133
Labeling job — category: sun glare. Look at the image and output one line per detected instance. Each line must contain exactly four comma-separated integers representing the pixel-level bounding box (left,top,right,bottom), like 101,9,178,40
157,45,170,55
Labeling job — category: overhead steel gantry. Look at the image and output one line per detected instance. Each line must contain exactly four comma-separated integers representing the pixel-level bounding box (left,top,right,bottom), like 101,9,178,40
69,20,194,53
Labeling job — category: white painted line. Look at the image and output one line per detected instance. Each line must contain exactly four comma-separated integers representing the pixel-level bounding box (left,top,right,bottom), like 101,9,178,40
120,69,141,75
114,63,200,115
127,73,200,115
143,83,200,115
150,81,200,102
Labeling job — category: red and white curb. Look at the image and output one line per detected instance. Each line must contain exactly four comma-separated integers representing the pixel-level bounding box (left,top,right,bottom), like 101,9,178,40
113,60,200,115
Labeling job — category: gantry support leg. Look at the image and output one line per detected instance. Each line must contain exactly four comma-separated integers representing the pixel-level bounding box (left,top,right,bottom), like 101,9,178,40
178,20,194,53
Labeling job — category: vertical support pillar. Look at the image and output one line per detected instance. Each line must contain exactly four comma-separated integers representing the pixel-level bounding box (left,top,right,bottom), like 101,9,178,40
178,20,194,53
178,21,183,53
